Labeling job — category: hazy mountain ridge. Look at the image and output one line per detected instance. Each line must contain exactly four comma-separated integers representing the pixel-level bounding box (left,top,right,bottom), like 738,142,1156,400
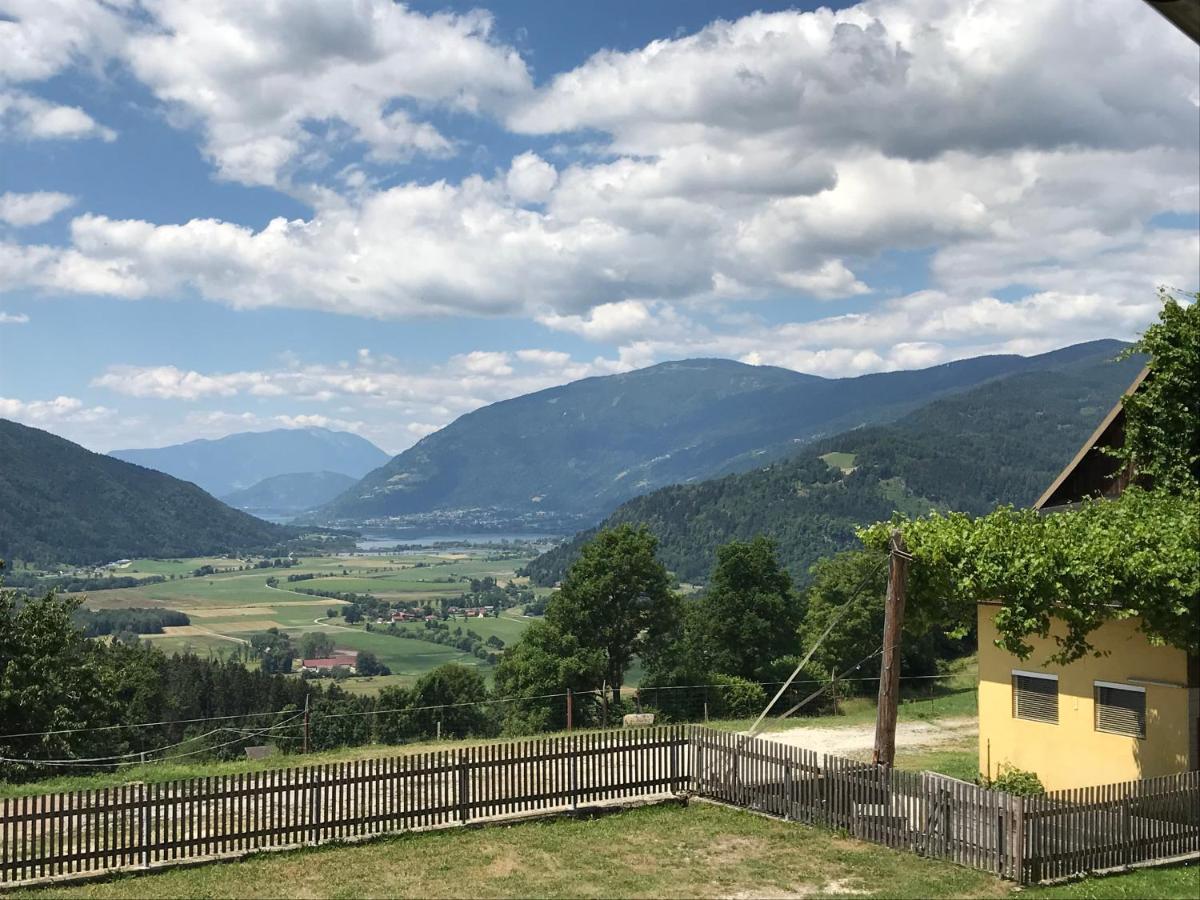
110,427,389,497
0,419,291,565
221,471,359,516
315,341,1130,528
522,346,1142,586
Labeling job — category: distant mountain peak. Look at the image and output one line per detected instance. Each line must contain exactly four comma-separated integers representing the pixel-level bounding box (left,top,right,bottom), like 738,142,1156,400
110,428,389,497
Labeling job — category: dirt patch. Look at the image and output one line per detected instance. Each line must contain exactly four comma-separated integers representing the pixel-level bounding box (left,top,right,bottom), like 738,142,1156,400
758,717,977,756
152,625,210,637
212,619,283,632
186,606,276,618
482,847,522,878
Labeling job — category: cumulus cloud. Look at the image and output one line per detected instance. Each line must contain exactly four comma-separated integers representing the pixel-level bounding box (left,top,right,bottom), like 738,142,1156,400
0,394,112,425
0,191,75,227
122,0,531,186
505,152,557,204
0,90,116,141
90,365,284,399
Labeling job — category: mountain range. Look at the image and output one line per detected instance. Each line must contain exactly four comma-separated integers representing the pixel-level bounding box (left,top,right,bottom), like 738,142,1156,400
221,471,359,517
522,343,1142,586
314,341,1128,530
110,427,389,498
0,419,291,565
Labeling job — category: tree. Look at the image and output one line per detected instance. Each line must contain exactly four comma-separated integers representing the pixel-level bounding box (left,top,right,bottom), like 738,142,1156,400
695,536,803,682
546,525,679,705
1109,289,1199,494
800,549,963,688
0,587,123,777
343,605,363,624
249,628,294,674
299,632,335,660
356,651,390,676
405,664,495,739
494,620,605,732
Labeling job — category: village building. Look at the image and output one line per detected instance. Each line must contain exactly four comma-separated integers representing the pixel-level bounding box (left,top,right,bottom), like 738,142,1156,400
300,651,359,675
976,368,1200,790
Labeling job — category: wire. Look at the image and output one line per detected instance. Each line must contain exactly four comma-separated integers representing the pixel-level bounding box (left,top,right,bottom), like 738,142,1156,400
0,714,305,768
0,707,306,741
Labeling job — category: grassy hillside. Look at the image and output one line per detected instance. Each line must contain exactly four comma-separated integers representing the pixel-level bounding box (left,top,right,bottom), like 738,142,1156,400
315,343,1126,528
524,350,1143,585
0,420,291,566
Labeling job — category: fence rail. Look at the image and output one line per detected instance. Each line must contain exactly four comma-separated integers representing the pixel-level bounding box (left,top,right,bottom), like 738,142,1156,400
2,725,1197,889
690,727,1199,884
0,727,688,887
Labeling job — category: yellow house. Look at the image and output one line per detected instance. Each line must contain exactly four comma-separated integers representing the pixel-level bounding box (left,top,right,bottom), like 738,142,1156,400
976,368,1200,790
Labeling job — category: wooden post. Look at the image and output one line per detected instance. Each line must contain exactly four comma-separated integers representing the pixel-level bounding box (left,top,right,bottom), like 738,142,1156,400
601,681,609,728
872,530,909,767
566,688,573,732
302,694,310,755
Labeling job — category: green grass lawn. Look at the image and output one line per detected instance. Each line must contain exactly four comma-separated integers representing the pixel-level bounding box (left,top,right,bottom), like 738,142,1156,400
15,801,1014,899
13,799,1195,899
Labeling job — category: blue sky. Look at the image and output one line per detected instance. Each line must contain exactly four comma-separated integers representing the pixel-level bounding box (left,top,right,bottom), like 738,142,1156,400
1,0,1197,454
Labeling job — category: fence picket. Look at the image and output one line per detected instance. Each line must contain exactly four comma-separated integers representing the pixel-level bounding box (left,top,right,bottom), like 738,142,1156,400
5,726,1197,889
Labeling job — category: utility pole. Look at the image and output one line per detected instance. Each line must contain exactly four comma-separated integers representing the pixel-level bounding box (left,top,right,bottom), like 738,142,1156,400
303,693,311,755
872,529,910,767
566,688,574,732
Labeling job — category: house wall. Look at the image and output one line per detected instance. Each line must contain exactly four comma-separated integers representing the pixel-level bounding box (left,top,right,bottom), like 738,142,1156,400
977,605,1194,790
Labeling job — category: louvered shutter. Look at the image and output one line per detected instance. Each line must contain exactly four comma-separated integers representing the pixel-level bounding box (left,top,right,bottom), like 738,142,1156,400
1095,684,1146,738
1012,672,1058,723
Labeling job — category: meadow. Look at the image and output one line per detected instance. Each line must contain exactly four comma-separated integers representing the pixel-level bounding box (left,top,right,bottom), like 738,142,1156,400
70,551,537,691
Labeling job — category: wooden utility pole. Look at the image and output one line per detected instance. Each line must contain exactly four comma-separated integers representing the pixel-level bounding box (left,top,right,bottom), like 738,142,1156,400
872,529,909,767
566,688,574,732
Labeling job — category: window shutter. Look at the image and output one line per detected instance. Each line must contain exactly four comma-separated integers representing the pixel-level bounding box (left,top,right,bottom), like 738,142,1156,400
1012,672,1058,723
1095,684,1146,738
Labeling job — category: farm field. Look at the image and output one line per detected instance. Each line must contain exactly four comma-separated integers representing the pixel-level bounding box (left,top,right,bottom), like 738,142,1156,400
17,800,1191,899
71,551,537,688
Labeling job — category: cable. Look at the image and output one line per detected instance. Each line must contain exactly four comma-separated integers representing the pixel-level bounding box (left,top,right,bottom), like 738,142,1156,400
744,556,887,738
0,714,305,768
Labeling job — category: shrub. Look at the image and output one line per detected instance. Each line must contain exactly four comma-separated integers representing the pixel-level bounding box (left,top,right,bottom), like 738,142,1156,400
709,674,767,719
990,764,1045,796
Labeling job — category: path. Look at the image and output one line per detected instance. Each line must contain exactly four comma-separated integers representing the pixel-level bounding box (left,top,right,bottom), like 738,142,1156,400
757,716,977,756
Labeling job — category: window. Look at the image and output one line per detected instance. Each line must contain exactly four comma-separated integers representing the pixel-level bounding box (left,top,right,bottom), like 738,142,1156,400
1095,682,1146,738
1012,670,1058,723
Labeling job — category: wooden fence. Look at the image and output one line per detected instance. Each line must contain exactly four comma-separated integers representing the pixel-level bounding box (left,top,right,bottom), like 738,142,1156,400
0,726,687,888
2,725,1196,889
689,726,1200,885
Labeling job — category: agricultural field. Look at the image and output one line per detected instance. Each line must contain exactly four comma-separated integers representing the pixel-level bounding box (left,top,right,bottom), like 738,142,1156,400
70,551,538,690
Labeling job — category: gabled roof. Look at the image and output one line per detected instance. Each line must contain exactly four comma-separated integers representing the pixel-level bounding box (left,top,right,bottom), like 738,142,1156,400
1034,366,1149,510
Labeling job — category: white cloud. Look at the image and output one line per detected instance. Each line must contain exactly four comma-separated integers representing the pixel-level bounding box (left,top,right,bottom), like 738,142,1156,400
122,0,531,186
539,300,661,343
0,90,116,141
0,191,75,227
0,311,29,324
89,365,282,400
0,394,112,425
505,152,557,204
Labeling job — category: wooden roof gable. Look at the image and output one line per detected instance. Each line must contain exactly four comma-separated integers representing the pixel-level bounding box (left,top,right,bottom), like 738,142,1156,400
1034,366,1150,510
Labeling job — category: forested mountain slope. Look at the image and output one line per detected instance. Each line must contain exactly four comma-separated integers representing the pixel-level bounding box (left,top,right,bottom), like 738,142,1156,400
222,471,358,516
0,419,291,565
111,427,389,497
316,341,1127,528
523,349,1143,586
